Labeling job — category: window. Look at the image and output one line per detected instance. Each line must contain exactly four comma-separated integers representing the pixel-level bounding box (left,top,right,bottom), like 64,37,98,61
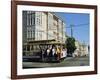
32,13,35,25
27,11,35,26
27,11,29,26
36,12,42,26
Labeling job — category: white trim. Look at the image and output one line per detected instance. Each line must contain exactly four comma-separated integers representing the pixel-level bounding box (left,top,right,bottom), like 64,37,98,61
17,5,95,75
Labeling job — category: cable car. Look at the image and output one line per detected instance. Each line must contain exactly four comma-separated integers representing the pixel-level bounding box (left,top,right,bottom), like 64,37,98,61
23,39,67,62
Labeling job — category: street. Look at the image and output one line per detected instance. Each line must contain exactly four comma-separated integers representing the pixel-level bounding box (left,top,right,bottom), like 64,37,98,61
23,56,89,69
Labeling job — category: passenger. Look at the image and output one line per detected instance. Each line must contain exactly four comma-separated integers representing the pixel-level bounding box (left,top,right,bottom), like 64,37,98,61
43,47,48,61
61,47,67,59
54,47,58,60
49,45,53,61
52,46,56,60
38,46,42,59
52,47,55,56
59,47,62,59
42,48,45,61
47,47,50,61
56,46,61,61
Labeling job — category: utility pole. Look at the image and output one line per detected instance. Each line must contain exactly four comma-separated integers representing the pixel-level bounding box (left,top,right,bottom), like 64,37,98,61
67,23,89,38
70,24,74,37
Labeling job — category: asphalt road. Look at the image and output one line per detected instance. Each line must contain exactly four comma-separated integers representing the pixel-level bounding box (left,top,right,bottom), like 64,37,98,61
23,56,89,69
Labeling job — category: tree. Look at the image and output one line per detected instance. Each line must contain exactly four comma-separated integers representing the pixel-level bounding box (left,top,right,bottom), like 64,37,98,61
65,37,76,56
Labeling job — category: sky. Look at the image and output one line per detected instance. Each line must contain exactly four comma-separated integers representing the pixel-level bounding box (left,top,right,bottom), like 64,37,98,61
55,12,90,45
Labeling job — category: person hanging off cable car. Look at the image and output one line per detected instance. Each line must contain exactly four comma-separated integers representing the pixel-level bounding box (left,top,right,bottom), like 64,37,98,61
56,46,61,61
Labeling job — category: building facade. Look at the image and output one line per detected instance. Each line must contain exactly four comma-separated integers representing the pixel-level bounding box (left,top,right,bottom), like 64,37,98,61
73,40,89,57
23,11,66,43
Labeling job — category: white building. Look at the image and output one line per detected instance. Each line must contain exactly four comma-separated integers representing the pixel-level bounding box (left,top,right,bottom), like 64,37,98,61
80,43,89,56
23,11,66,43
73,40,89,57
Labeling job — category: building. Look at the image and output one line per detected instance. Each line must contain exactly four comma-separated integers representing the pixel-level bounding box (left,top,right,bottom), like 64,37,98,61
22,11,66,56
23,11,66,43
80,43,89,56
73,40,89,57
73,40,81,57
